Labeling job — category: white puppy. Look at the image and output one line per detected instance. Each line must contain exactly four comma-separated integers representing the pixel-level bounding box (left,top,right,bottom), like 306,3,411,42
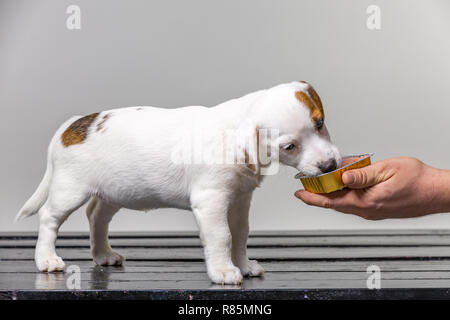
17,81,340,284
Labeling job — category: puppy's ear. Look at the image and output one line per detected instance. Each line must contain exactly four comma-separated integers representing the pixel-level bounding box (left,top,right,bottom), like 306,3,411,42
236,121,260,175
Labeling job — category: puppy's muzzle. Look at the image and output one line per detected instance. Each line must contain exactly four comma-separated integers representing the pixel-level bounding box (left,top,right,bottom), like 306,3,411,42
318,158,337,174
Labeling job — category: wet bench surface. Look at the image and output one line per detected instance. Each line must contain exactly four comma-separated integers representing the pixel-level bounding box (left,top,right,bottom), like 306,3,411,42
1,230,450,300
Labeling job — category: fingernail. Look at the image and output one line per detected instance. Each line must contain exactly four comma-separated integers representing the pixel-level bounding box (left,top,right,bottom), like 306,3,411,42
344,172,355,185
294,190,303,198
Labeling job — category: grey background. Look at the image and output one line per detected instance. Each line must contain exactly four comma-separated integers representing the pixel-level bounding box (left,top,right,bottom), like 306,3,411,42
1,0,450,232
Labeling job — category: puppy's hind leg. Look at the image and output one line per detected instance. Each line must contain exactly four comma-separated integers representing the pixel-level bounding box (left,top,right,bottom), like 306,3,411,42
35,182,89,272
86,197,124,266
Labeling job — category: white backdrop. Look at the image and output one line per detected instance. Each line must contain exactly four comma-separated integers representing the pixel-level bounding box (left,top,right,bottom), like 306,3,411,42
1,0,450,232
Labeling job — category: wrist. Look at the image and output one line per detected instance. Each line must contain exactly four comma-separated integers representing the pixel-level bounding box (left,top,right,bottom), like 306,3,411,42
426,166,450,214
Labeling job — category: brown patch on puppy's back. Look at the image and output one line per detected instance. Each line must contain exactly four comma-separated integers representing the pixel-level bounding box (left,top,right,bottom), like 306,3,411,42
61,113,99,147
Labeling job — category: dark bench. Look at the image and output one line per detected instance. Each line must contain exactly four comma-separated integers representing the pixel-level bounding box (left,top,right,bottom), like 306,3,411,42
1,230,450,300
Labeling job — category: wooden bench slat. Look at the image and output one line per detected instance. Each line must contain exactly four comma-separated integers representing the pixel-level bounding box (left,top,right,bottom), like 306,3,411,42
2,270,449,281
3,275,450,290
3,260,450,273
2,234,450,248
2,229,450,240
2,246,450,261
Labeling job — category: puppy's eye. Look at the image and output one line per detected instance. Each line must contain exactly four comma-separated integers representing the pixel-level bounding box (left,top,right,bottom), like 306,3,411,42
284,144,295,151
315,120,324,131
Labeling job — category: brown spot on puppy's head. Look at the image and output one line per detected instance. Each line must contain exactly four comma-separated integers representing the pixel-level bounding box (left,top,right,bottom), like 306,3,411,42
295,83,324,127
61,113,99,147
97,112,112,132
305,85,323,114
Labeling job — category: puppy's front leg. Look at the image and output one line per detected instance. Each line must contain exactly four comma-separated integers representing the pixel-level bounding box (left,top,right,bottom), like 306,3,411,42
191,190,243,284
228,193,264,277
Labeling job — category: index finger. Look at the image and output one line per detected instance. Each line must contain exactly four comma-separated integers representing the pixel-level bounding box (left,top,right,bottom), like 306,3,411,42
294,189,351,209
294,189,372,217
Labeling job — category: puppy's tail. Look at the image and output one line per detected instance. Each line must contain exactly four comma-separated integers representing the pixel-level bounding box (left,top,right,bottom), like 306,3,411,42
15,116,81,222
15,154,53,222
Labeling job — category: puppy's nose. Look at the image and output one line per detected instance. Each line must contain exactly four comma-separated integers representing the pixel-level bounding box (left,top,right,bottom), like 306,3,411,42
318,158,337,173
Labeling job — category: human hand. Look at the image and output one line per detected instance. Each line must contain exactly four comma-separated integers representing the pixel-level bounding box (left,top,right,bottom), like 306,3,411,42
295,157,450,220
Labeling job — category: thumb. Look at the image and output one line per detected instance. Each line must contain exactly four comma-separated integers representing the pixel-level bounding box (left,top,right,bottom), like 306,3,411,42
342,164,385,189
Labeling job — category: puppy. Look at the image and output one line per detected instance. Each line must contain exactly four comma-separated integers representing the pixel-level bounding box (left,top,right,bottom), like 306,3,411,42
17,81,340,284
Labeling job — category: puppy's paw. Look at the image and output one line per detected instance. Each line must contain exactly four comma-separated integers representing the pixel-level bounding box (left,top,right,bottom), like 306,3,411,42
35,253,65,272
238,259,265,277
208,265,243,285
93,250,125,266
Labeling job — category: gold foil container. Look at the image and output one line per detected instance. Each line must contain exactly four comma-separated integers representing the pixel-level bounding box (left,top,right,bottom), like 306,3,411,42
295,153,374,194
